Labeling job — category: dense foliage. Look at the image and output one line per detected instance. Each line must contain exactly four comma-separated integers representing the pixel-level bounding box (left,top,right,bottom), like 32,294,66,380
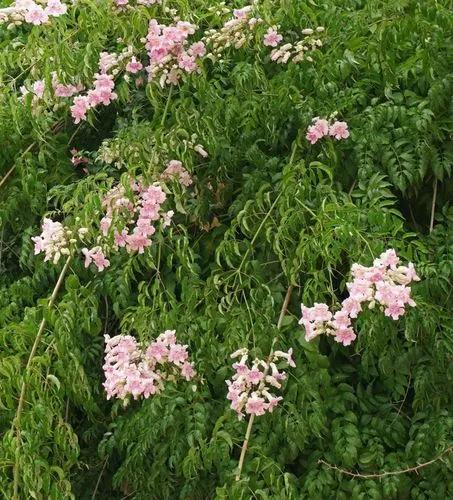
0,0,452,498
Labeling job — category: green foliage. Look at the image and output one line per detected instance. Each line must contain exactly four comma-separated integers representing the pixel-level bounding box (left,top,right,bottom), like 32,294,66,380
0,0,452,498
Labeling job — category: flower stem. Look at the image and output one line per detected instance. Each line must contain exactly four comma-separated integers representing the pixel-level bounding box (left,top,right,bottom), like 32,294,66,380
12,255,72,500
235,285,294,481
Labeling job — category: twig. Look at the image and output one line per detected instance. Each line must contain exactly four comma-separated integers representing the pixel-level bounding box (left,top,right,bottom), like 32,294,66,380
429,178,437,234
12,255,72,499
318,446,452,479
391,373,411,424
91,456,109,500
348,179,357,196
235,285,294,481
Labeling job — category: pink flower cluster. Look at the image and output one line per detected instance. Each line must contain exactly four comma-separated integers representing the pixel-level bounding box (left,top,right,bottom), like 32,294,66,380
306,117,349,144
52,72,83,98
70,50,135,123
226,347,295,420
103,330,195,400
31,218,73,264
203,5,262,59
160,160,193,187
299,250,420,346
143,19,205,86
269,26,324,64
97,181,173,258
0,0,67,27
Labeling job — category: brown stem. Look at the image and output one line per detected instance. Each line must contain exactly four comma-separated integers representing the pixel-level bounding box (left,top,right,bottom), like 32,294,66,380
12,255,72,499
235,285,294,481
429,178,438,234
318,446,452,478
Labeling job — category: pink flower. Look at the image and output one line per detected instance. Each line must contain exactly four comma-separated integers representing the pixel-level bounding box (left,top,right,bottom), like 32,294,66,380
306,118,330,144
146,341,168,362
233,6,251,20
377,249,399,268
70,96,90,123
45,0,67,16
178,53,197,73
100,217,111,236
314,118,329,134
125,232,150,254
245,394,267,416
341,297,362,318
159,330,177,345
114,229,128,248
306,126,323,144
126,57,143,74
54,83,78,97
263,28,283,47
232,361,249,376
168,344,189,364
32,80,45,98
246,366,264,385
181,362,196,380
189,41,206,58
82,247,110,272
329,121,349,140
334,328,356,346
264,393,282,412
24,5,49,25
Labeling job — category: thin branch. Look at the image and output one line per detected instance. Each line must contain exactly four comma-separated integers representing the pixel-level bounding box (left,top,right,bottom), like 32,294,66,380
318,446,452,479
235,285,294,481
12,255,72,500
429,177,438,234
91,456,109,500
0,120,64,191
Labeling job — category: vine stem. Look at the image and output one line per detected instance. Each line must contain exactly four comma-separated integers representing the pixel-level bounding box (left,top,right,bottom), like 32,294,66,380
429,177,437,234
235,285,294,481
318,446,452,479
12,255,72,499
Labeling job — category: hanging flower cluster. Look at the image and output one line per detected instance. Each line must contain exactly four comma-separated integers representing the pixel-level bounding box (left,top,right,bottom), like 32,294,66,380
0,0,67,28
226,347,295,419
52,72,83,98
97,181,173,259
160,160,193,187
142,19,205,86
31,218,86,264
203,5,262,59
299,249,420,346
103,330,196,400
268,26,325,64
306,117,349,144
70,49,133,123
